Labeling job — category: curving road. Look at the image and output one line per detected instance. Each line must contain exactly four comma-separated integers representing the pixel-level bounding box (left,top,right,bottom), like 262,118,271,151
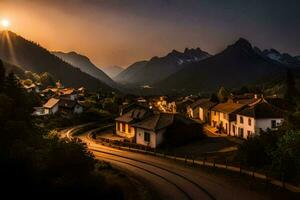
62,127,276,200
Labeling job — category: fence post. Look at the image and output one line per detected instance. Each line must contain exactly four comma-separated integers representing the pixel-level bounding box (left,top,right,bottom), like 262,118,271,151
185,155,187,164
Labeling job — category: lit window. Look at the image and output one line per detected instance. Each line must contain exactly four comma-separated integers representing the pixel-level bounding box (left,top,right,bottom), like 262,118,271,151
240,116,244,124
248,118,251,126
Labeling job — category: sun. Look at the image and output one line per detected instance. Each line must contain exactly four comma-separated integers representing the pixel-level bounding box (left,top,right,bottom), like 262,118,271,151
1,19,10,28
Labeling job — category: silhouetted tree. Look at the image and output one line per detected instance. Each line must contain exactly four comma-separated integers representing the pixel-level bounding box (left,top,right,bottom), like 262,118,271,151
210,93,219,103
0,59,5,91
284,69,299,111
217,86,230,102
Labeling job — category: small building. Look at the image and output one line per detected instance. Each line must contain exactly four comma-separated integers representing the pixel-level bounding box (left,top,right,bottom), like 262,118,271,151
59,88,79,100
232,99,284,139
43,98,60,115
133,113,174,148
59,99,83,114
115,105,152,140
187,99,217,120
210,102,245,134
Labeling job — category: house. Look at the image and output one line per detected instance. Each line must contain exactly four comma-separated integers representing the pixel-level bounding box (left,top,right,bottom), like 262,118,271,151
115,104,203,148
198,100,218,122
59,88,79,100
42,98,60,115
115,104,152,140
232,99,284,139
59,99,83,114
133,113,174,148
187,99,217,120
210,102,246,134
23,83,40,93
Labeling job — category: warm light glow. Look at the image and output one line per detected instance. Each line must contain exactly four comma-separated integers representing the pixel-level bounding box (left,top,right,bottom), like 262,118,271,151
1,19,10,28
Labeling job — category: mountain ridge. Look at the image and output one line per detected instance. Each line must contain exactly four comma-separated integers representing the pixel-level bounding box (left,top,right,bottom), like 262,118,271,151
114,48,211,85
0,31,112,91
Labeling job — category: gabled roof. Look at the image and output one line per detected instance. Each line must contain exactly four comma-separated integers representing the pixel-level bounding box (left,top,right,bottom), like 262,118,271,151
132,113,174,131
60,88,76,95
43,98,60,109
115,106,151,123
189,98,218,109
238,100,285,119
211,102,245,114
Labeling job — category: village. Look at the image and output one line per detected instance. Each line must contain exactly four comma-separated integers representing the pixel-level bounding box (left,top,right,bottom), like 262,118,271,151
24,79,285,150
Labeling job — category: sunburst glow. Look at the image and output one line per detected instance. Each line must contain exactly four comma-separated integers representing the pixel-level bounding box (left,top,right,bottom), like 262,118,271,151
1,19,10,28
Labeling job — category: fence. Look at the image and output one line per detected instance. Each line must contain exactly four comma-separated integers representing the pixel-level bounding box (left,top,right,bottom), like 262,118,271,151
90,133,300,193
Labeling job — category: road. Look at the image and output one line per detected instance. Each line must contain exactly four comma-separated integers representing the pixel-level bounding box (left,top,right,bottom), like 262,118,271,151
62,127,276,200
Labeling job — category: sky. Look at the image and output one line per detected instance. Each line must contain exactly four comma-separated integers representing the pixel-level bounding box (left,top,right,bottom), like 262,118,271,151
0,0,300,67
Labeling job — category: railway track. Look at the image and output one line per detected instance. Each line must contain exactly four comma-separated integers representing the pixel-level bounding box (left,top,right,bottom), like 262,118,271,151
91,148,216,200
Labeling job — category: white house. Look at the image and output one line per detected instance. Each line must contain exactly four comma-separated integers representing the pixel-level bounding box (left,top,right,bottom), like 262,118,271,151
58,99,83,114
115,105,152,140
43,98,60,115
60,88,79,100
231,99,284,139
132,113,174,148
210,102,246,134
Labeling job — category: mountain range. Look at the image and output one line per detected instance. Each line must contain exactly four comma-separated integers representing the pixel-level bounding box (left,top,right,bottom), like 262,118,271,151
0,31,112,91
155,38,293,93
114,48,211,86
52,51,116,87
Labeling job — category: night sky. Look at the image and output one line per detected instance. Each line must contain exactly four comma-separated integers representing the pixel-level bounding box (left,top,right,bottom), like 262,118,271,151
1,0,299,67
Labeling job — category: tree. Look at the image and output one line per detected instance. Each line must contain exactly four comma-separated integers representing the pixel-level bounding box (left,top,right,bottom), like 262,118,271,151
210,93,219,103
284,69,299,111
39,72,55,88
0,59,5,91
217,86,230,102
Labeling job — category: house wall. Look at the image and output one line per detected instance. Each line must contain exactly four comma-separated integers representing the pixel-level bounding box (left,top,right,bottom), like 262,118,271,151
211,111,230,134
210,110,220,127
236,114,255,139
136,128,165,148
74,105,83,114
199,108,204,121
255,118,284,133
115,122,135,138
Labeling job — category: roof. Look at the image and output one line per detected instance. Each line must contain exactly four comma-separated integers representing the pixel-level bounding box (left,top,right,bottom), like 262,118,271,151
189,98,218,109
211,102,245,114
115,107,151,123
60,88,76,95
43,98,60,109
59,99,80,109
132,113,174,131
238,100,285,119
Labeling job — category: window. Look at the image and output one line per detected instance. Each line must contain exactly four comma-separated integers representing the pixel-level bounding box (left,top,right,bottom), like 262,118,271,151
271,120,277,129
240,128,244,138
144,132,150,142
232,125,235,134
120,123,123,132
247,130,251,137
248,118,252,126
240,116,244,124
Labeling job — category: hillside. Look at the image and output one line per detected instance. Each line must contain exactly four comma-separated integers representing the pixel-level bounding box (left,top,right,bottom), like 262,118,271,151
101,65,123,78
156,38,288,93
114,48,211,86
52,51,116,87
0,31,112,91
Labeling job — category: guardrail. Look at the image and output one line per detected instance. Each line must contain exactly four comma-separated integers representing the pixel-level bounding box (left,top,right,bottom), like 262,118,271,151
90,133,300,193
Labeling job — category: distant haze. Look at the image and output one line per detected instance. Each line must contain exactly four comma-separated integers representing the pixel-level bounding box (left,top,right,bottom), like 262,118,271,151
1,0,299,67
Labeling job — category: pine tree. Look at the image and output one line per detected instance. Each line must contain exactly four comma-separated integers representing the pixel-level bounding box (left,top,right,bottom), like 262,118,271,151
0,59,5,91
217,86,230,102
284,69,299,110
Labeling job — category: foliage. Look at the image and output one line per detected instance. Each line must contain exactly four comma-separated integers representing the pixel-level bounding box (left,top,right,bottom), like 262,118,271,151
217,86,230,102
284,69,299,111
0,62,122,198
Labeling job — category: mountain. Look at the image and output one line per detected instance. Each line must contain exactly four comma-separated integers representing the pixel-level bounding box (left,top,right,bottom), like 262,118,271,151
1,59,26,77
0,31,112,91
294,55,300,62
156,38,287,93
52,51,116,87
261,49,300,68
114,48,211,86
101,65,123,78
